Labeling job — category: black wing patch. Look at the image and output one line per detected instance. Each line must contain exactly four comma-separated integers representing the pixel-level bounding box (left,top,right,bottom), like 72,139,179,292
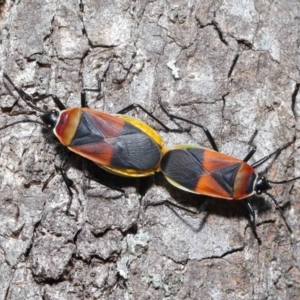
110,127,161,169
161,148,241,196
161,149,206,191
209,163,240,196
71,112,113,146
71,112,161,170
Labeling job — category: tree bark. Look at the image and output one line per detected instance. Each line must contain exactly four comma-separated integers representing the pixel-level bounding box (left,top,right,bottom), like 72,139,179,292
0,0,299,299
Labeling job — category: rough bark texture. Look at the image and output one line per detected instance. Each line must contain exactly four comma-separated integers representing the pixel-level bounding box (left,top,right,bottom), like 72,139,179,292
0,0,300,299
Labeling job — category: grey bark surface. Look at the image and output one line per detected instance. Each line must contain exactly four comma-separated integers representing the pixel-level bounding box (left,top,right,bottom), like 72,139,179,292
0,0,300,299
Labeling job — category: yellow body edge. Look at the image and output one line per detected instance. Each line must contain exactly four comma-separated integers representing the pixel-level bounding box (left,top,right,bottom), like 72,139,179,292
116,114,169,154
100,114,168,177
65,112,168,177
98,163,158,177
171,144,216,152
165,175,234,200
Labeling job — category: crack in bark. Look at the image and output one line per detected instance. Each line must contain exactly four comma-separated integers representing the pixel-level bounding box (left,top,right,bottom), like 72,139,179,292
291,83,300,118
221,92,229,118
228,54,239,78
194,246,245,262
211,21,228,46
237,39,253,50
196,19,228,46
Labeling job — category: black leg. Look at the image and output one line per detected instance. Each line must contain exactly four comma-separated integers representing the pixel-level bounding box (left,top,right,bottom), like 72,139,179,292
81,74,102,108
82,159,126,195
42,151,77,213
158,100,219,151
55,152,79,212
242,130,258,162
167,203,210,233
3,73,66,111
196,199,211,213
243,148,257,163
243,199,256,229
117,103,190,133
79,76,189,132
145,198,211,215
265,192,293,234
144,198,212,233
251,139,295,169
42,172,56,192
32,94,66,111
79,0,84,12
145,199,199,214
243,199,261,244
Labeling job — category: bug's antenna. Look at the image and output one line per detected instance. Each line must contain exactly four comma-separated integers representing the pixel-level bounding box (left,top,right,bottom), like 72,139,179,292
3,73,46,113
268,176,300,184
265,191,293,234
0,119,44,130
266,191,300,270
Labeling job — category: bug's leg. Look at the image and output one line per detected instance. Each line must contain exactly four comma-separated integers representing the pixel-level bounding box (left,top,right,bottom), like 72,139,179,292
252,139,295,169
243,130,258,162
82,159,126,195
265,192,293,234
243,199,256,229
81,74,102,108
4,73,66,111
117,103,190,133
145,198,211,233
79,75,188,132
243,147,257,163
145,199,199,214
79,0,84,12
31,94,66,110
248,129,258,145
196,199,211,213
137,177,153,198
158,100,219,151
41,151,77,212
42,172,56,192
243,199,261,244
55,152,78,213
145,198,211,215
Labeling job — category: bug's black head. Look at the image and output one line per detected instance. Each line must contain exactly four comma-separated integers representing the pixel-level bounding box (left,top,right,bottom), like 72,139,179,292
41,109,60,130
255,176,272,195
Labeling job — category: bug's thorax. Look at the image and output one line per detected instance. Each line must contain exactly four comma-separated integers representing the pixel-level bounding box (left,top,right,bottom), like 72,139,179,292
52,108,82,146
232,162,258,200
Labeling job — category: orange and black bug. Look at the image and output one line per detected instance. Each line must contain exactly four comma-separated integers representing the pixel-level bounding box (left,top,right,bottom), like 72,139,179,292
157,106,300,234
0,73,183,209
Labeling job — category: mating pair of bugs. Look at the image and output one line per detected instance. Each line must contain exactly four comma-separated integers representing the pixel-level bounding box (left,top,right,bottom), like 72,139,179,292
1,73,299,235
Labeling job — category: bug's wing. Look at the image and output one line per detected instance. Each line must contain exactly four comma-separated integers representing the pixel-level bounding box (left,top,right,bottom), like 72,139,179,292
160,146,243,199
68,109,162,174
